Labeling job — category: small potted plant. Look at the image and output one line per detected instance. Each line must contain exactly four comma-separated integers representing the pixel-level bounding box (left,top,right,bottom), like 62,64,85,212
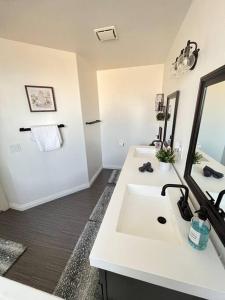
156,147,176,171
193,152,203,164
156,112,171,121
156,112,165,121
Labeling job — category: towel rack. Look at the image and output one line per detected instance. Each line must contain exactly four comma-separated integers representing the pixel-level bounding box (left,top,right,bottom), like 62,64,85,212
19,124,65,132
85,120,101,125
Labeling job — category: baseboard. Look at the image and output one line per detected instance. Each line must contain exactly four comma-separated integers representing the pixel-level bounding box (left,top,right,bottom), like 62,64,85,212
103,164,122,170
89,166,103,187
9,183,89,211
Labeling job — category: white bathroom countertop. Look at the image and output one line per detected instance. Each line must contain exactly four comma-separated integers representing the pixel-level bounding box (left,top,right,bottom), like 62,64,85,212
90,146,225,300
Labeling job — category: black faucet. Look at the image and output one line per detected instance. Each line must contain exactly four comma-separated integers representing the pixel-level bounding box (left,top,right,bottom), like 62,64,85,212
215,190,225,209
161,184,192,221
161,184,189,201
149,140,163,147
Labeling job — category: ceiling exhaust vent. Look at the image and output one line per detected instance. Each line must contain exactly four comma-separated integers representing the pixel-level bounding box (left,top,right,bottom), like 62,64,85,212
94,26,118,42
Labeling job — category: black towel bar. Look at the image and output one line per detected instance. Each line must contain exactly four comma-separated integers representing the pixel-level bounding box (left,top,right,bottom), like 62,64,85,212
85,120,101,125
19,124,65,132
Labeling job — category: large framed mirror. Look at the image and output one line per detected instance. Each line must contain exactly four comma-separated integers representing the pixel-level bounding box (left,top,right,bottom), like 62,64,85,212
184,65,225,246
163,91,179,148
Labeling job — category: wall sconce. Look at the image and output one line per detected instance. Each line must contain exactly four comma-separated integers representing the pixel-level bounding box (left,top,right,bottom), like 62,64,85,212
155,93,167,121
171,40,200,75
155,94,165,112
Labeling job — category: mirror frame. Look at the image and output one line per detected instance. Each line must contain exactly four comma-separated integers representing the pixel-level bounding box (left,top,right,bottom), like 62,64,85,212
184,65,225,246
163,91,179,149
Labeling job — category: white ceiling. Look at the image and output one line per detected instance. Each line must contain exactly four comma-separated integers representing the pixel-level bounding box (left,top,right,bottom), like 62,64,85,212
0,0,192,70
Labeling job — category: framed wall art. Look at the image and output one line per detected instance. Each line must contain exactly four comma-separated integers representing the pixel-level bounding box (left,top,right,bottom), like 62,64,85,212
25,85,56,112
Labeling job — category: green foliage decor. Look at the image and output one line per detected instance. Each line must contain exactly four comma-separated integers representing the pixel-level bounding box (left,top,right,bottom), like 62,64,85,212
156,112,171,121
156,112,165,121
193,152,203,164
156,148,176,164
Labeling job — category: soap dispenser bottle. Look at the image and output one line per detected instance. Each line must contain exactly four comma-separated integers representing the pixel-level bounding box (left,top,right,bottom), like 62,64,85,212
188,207,211,250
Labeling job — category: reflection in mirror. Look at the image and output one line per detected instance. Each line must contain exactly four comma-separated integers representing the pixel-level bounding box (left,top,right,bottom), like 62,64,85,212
163,91,179,148
191,81,225,210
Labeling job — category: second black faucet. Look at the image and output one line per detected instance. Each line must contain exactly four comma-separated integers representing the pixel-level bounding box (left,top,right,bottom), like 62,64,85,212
161,184,193,221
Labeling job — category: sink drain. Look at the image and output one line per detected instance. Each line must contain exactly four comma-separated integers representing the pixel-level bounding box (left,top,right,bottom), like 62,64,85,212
157,216,166,224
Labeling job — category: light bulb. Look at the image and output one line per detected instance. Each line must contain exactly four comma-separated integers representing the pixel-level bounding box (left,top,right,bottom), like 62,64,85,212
187,53,196,69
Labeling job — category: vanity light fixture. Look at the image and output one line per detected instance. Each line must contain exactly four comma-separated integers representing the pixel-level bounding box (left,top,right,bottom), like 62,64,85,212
171,40,200,76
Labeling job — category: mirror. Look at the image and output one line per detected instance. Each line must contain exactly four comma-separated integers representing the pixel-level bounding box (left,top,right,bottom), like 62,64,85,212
192,81,225,207
163,91,179,148
184,65,225,246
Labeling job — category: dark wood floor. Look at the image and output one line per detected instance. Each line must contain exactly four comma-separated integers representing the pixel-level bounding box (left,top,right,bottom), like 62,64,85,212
0,169,111,294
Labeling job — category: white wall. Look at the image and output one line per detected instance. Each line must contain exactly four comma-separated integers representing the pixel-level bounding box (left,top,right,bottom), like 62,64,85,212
0,38,89,210
0,182,9,211
77,55,102,183
98,64,164,168
162,0,225,262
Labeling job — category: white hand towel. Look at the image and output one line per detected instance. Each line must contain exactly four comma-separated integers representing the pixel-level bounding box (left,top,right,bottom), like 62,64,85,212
31,125,62,152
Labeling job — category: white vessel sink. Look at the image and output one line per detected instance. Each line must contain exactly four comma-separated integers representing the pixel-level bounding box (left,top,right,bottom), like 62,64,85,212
134,147,155,158
117,184,181,245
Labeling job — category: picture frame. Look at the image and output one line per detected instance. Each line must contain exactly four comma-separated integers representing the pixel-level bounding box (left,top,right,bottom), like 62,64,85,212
25,85,57,112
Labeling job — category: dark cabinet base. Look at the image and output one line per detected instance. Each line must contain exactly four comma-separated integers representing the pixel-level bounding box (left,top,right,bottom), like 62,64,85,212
99,270,205,300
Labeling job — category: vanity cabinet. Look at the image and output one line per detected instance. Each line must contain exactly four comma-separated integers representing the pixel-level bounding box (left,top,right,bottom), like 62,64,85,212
90,146,225,300
99,270,205,300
